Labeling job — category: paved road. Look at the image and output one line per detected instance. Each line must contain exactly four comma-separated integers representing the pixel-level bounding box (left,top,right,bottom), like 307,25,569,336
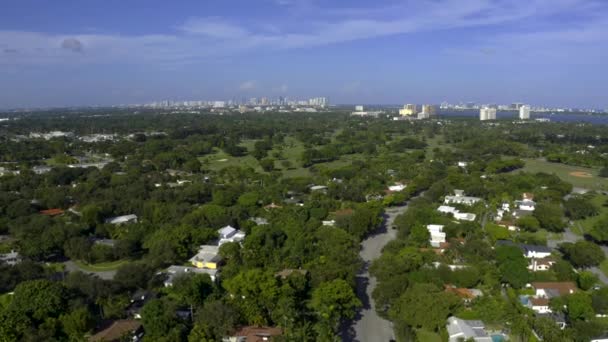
547,225,608,285
342,204,410,342
64,260,117,280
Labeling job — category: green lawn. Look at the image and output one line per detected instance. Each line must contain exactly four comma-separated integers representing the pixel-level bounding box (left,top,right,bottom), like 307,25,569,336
520,158,608,190
73,260,127,272
574,193,608,234
416,329,442,342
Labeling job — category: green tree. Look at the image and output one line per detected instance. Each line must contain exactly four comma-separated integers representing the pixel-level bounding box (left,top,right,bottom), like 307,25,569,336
516,216,540,232
495,245,530,288
222,269,279,325
309,279,361,335
60,307,93,341
566,292,594,321
389,283,461,332
560,241,605,268
9,279,68,321
577,271,599,290
564,197,598,220
533,203,565,232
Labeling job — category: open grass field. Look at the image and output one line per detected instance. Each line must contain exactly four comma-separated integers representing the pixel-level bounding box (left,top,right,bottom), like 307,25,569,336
520,158,608,190
416,329,442,342
574,193,608,233
73,259,127,272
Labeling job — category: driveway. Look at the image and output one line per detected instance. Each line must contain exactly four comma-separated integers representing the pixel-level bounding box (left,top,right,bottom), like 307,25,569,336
342,204,410,342
64,260,117,280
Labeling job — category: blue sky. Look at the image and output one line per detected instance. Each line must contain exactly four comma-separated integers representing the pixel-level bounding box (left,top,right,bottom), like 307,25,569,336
0,0,607,108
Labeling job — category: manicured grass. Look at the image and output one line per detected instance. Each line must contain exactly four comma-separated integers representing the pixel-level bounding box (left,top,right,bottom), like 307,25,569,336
73,260,127,272
416,329,442,342
575,193,608,234
520,158,608,191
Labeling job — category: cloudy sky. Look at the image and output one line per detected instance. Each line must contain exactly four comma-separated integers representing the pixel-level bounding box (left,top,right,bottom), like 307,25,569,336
0,0,607,108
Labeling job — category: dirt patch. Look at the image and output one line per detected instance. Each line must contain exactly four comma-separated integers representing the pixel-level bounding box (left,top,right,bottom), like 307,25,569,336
570,171,593,178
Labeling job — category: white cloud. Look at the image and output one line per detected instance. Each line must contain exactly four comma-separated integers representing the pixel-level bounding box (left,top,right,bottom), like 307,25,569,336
0,0,606,68
274,84,288,92
239,80,257,91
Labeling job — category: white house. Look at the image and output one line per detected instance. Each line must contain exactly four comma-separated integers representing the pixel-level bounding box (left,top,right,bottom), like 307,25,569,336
444,190,482,206
437,206,476,221
427,224,446,247
217,226,246,246
105,214,138,225
0,250,22,266
164,265,218,287
521,244,552,259
528,257,555,272
446,317,492,342
388,183,407,192
438,206,456,214
516,199,536,211
526,282,577,313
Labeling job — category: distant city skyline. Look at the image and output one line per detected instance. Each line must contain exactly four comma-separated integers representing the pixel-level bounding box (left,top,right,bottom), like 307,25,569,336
1,0,607,108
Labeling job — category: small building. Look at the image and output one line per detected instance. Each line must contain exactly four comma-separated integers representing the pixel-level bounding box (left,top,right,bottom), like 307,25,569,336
427,224,446,247
322,220,336,227
0,250,22,266
446,317,492,342
309,185,328,192
223,326,282,342
218,226,246,246
32,165,52,174
189,245,222,269
164,265,218,286
105,214,138,225
437,206,476,221
387,183,406,192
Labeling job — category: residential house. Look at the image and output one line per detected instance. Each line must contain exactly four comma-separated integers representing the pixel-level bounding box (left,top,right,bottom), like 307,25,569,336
526,282,577,313
322,220,336,227
250,217,269,226
446,317,492,342
387,183,406,192
89,319,143,342
40,208,65,217
437,205,477,221
105,214,138,225
264,203,283,210
521,244,552,259
32,165,52,174
309,185,328,192
515,193,536,211
444,190,482,206
218,226,246,246
164,265,218,287
427,225,446,247
223,326,282,342
0,250,22,266
528,257,555,272
445,285,483,303
189,245,222,269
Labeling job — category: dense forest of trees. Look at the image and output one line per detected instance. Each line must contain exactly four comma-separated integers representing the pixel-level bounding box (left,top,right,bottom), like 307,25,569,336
0,109,607,341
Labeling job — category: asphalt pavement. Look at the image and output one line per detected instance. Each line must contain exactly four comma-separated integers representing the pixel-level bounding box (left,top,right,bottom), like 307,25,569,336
342,204,410,342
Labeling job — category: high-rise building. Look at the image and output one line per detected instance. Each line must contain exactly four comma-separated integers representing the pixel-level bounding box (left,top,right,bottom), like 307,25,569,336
511,103,524,110
355,105,364,112
519,105,531,120
480,107,497,121
399,104,417,116
421,104,437,117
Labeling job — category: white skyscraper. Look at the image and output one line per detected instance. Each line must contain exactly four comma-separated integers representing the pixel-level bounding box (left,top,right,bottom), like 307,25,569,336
519,105,531,120
480,107,497,121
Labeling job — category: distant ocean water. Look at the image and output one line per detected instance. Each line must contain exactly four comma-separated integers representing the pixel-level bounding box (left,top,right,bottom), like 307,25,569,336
438,110,608,125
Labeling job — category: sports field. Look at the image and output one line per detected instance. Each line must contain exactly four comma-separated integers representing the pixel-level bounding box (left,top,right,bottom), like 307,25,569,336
520,158,608,190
